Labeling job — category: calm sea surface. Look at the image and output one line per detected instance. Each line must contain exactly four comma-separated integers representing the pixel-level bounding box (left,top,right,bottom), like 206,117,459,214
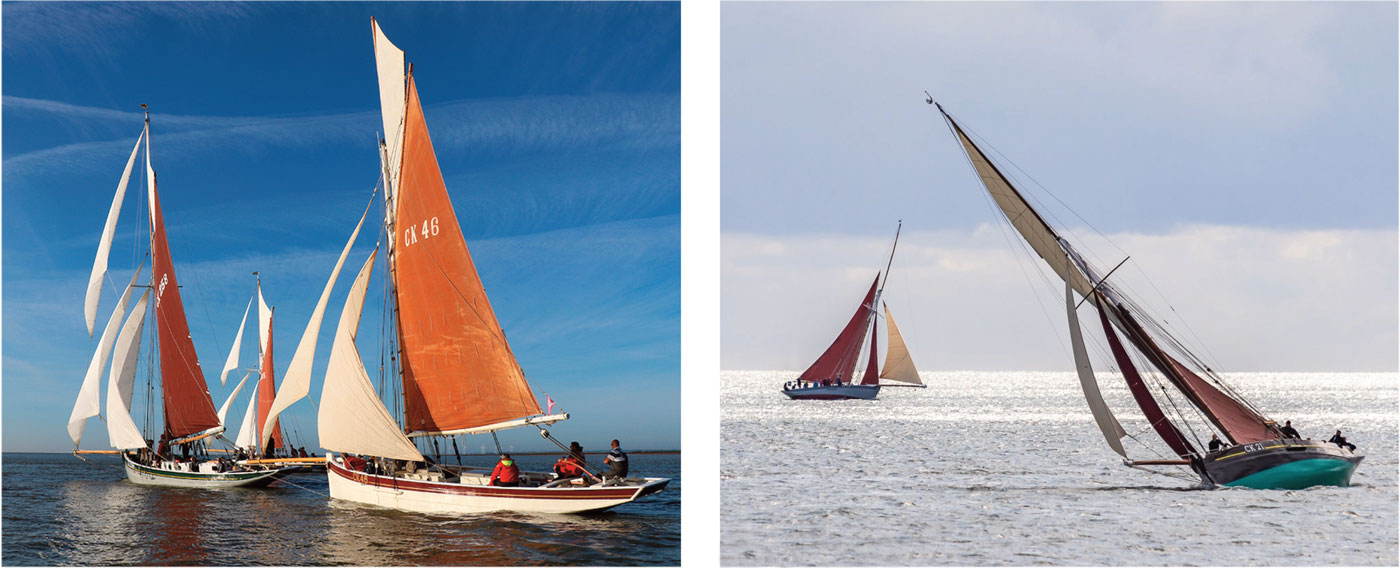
722,371,1397,566
2,452,678,566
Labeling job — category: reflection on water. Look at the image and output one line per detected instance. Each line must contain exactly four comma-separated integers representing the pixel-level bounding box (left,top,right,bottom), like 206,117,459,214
5,453,679,566
722,370,1398,566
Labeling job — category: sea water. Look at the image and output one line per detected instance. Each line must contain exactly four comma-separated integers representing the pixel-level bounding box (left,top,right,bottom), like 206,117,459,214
721,371,1397,566
2,452,679,566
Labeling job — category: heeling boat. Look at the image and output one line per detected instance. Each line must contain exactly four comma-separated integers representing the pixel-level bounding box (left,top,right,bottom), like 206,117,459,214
932,101,1363,489
307,18,669,515
782,223,908,400
71,108,290,488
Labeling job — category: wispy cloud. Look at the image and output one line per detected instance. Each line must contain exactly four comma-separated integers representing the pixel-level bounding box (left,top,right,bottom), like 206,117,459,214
2,2,259,63
3,92,679,181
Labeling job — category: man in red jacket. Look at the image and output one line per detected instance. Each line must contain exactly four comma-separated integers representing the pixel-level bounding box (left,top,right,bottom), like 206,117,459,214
490,454,521,487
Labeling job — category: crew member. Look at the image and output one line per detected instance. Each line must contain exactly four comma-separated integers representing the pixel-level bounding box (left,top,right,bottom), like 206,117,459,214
1208,434,1224,452
490,454,521,487
1328,430,1356,451
1279,420,1301,439
603,439,629,483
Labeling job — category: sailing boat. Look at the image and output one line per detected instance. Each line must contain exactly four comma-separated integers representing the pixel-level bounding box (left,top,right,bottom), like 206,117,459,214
782,223,907,400
216,274,293,459
71,108,289,488
933,101,1363,489
304,18,669,514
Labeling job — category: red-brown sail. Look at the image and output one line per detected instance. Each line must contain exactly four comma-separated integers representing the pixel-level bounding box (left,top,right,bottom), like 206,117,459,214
257,313,284,449
392,73,542,434
1163,354,1277,444
798,276,879,385
1097,301,1195,458
149,182,221,439
860,318,879,385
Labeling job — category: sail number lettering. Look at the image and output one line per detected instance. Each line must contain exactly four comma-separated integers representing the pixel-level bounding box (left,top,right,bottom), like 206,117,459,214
402,217,440,248
154,274,169,308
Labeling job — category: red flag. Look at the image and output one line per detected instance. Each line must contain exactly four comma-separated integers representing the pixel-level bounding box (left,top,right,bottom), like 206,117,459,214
546,394,555,415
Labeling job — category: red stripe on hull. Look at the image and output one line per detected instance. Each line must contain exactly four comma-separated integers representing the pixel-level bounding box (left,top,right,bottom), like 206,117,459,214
327,460,639,500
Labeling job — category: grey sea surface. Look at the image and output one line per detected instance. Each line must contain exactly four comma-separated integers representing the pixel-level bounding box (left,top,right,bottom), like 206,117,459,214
2,452,679,566
721,370,1397,566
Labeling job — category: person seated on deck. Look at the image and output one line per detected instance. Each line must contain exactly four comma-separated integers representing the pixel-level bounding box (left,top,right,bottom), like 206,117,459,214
603,439,629,483
1329,430,1356,451
1279,420,1301,439
1208,434,1224,452
490,454,521,487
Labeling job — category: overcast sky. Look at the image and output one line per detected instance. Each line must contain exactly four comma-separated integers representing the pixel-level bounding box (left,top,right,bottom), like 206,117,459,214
4,2,680,453
722,1,1397,373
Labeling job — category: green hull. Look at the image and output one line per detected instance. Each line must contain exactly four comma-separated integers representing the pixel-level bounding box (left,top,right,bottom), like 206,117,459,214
1223,458,1357,490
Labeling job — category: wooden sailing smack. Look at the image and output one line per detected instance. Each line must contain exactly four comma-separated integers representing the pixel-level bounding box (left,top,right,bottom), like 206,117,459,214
782,223,921,399
70,109,291,488
933,101,1363,489
305,19,669,514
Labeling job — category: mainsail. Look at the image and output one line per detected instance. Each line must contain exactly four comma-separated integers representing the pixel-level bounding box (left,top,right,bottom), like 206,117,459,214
797,276,879,385
390,71,542,435
878,304,922,385
149,179,222,440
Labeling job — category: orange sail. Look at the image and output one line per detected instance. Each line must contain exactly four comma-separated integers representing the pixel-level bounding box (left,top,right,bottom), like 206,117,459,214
257,312,285,449
391,73,542,435
149,181,221,439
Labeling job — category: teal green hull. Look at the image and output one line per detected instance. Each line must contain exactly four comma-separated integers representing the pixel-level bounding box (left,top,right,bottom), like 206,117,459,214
1223,458,1357,490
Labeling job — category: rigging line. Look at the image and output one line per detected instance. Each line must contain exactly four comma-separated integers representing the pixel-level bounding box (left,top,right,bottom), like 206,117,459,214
177,232,223,362
267,475,329,498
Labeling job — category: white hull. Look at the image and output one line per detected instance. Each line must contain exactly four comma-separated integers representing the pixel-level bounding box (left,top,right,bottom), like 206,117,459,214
326,453,668,514
123,453,285,488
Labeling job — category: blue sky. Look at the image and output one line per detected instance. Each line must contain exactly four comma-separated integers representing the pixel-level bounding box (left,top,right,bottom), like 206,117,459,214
3,2,679,453
722,2,1396,372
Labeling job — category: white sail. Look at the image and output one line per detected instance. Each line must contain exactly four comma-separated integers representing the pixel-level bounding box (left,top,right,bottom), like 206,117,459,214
1066,277,1128,458
220,296,253,385
85,130,144,336
235,382,260,450
217,371,254,428
144,122,156,226
257,282,272,356
261,196,374,449
372,17,406,204
318,250,424,461
878,304,922,385
105,289,150,450
68,268,142,447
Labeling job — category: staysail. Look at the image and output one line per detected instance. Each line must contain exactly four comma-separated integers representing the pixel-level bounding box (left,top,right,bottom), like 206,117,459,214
1066,280,1127,457
235,382,260,450
106,289,150,450
319,249,425,461
878,304,922,385
69,268,142,447
797,276,879,385
260,196,374,449
217,371,254,430
85,129,144,336
391,72,543,435
149,179,222,440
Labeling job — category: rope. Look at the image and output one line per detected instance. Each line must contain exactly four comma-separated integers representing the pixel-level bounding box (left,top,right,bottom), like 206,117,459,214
267,475,330,498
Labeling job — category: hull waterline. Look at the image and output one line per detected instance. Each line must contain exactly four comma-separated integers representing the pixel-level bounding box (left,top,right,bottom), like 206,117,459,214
123,453,287,488
325,453,669,514
781,384,880,400
1203,438,1363,490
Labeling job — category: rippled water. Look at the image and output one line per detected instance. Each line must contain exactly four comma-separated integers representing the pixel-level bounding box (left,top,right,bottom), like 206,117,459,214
2,452,678,566
722,371,1397,566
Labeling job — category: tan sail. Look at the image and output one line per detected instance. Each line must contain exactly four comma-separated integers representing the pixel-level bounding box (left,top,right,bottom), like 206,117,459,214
1066,278,1127,458
318,249,424,462
391,72,542,435
878,304,922,385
